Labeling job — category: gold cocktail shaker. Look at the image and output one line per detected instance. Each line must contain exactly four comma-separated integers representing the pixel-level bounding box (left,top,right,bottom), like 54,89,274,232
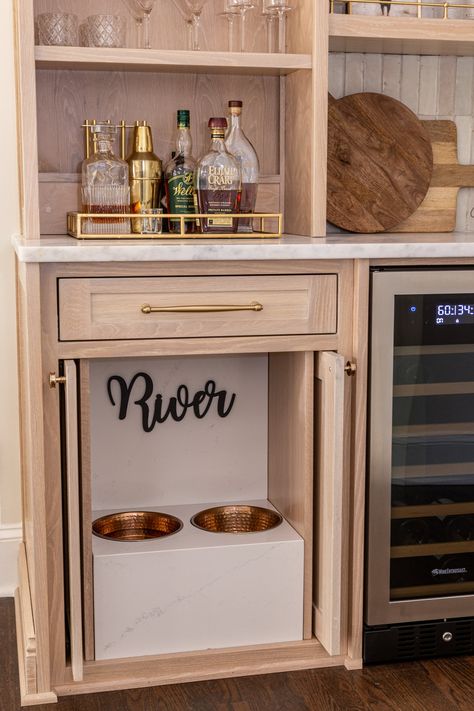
128,121,162,233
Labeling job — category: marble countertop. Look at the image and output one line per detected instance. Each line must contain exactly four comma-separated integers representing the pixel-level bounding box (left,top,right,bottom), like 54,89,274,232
13,232,474,262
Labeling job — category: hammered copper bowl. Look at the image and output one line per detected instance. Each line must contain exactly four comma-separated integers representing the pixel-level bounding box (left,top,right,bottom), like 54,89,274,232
191,504,282,534
92,511,183,541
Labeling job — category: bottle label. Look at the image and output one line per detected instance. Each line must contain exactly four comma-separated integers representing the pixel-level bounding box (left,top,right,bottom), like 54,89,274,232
208,165,239,187
208,216,233,227
168,172,195,218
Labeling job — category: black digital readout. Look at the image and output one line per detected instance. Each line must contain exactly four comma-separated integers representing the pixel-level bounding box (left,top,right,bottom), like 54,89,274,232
395,293,474,346
436,304,474,325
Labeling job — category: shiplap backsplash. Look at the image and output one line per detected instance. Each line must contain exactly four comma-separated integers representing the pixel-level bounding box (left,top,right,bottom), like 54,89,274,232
329,53,474,233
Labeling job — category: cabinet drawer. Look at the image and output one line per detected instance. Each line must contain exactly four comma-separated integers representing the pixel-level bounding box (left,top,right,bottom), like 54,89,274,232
58,275,337,341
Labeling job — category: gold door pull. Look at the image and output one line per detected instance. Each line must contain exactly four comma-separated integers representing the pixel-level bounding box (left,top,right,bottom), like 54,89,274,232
49,372,67,388
141,302,264,314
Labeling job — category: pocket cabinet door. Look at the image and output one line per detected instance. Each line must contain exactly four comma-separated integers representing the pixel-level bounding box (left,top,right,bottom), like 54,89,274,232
63,360,84,681
314,351,345,656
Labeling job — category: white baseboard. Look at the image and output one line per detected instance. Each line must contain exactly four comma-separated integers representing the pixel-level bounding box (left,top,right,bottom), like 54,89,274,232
0,524,22,597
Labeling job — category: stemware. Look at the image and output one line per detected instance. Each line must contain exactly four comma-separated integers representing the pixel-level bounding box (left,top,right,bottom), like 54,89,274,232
222,0,255,52
262,0,294,53
121,0,156,49
121,0,143,47
171,0,209,51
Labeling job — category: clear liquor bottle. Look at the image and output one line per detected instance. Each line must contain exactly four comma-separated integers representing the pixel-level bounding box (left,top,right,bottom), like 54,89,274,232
81,122,130,235
225,100,259,233
196,117,241,234
165,110,197,234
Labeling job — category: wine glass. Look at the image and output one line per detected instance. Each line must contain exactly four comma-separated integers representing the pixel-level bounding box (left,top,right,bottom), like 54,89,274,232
121,0,143,47
171,0,209,51
222,0,255,52
262,0,294,54
261,0,277,53
122,0,156,49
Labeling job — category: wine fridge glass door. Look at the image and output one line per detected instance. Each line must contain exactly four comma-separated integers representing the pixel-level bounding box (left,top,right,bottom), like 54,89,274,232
367,270,474,626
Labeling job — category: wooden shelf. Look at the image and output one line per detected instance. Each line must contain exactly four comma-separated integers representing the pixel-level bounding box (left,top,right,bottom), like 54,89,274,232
391,540,474,558
393,382,474,397
329,15,474,56
392,461,474,478
392,501,474,519
393,423,474,437
391,580,474,598
34,46,312,76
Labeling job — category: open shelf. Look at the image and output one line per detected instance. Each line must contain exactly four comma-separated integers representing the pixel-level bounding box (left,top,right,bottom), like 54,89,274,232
34,46,312,75
329,14,474,56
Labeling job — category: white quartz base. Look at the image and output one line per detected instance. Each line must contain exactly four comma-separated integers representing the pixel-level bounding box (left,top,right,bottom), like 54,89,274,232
93,499,304,660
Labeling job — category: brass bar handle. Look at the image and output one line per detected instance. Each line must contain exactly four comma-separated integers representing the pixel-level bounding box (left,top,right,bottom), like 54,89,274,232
141,302,263,314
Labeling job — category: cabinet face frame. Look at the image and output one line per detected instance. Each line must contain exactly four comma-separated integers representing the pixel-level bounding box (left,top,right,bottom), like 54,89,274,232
13,0,358,698
27,259,356,695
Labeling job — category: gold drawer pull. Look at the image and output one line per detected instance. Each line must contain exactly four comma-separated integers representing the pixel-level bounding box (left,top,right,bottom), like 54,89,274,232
141,302,263,314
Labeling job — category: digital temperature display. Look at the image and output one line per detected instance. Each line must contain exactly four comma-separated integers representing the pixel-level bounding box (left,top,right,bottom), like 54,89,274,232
436,303,474,325
395,293,474,346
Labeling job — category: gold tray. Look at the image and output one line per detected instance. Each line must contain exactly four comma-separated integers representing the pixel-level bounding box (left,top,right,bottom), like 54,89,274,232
67,212,282,240
330,0,474,18
191,504,283,534
92,511,183,541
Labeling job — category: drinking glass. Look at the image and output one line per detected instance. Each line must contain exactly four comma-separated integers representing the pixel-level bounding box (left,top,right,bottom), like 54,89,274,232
121,0,143,46
140,208,163,234
262,0,294,53
84,15,126,48
171,0,209,51
121,0,156,49
36,13,78,46
222,0,255,52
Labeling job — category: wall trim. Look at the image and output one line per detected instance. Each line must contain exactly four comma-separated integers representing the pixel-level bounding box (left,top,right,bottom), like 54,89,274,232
0,523,22,596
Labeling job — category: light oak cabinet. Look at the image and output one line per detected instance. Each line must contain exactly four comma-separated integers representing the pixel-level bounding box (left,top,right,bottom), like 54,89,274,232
16,258,365,705
11,1,377,705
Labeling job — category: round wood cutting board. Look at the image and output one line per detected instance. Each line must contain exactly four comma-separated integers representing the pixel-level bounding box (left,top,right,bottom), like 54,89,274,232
327,93,433,233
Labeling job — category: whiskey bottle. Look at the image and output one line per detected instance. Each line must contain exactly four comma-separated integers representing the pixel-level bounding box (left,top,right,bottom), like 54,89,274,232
128,121,162,234
81,122,130,235
196,117,241,234
225,100,259,233
165,110,197,234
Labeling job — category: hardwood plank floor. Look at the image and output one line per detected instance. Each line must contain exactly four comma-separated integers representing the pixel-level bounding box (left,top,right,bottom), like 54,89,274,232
2,598,474,710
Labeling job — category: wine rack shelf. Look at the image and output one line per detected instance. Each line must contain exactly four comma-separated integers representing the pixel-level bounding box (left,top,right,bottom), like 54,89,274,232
329,15,474,56
34,46,312,76
391,580,474,598
392,502,474,519
391,540,474,558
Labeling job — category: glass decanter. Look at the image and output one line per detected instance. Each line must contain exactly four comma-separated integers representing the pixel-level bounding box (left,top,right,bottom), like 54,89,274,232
165,109,197,234
81,122,130,235
225,101,259,232
195,118,241,233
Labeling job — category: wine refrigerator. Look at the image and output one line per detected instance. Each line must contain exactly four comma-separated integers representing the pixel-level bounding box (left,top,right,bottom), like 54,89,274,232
365,268,474,663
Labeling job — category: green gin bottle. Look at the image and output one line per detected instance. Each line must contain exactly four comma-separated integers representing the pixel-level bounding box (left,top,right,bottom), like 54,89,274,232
165,110,197,234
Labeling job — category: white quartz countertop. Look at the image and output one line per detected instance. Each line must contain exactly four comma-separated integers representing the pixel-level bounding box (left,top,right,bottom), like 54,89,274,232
13,232,474,262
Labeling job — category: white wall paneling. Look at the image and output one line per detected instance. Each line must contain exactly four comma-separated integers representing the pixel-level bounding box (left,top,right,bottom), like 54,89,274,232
329,52,474,232
0,0,21,544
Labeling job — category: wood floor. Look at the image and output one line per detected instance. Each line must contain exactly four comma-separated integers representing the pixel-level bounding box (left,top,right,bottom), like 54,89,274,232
2,599,474,711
